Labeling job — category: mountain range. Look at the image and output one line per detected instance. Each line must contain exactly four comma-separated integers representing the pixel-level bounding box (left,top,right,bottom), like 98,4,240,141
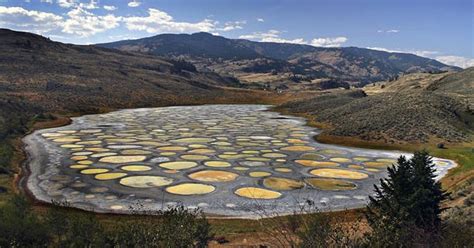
0,29,278,114
98,32,460,89
0,28,471,144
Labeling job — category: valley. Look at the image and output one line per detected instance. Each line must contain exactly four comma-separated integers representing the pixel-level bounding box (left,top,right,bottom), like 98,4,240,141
0,27,472,246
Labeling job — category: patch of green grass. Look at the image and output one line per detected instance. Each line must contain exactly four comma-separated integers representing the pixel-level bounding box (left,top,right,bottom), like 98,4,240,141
0,142,13,171
210,219,265,235
0,141,14,205
429,146,474,175
0,175,12,205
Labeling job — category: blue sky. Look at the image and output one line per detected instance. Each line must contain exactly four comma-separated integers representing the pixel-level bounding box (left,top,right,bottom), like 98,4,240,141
0,0,472,67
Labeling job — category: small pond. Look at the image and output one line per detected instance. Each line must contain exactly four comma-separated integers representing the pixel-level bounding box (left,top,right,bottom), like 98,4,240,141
23,105,456,217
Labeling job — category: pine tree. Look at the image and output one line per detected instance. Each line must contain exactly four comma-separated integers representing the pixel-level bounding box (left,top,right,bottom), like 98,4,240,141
366,156,415,246
408,151,446,232
365,151,446,246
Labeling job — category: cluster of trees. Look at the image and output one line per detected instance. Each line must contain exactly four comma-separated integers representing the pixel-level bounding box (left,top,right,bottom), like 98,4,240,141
0,199,211,247
170,59,197,73
0,151,471,247
0,98,47,177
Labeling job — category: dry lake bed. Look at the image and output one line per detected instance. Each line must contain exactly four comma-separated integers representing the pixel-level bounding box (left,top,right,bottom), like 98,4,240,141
23,105,456,217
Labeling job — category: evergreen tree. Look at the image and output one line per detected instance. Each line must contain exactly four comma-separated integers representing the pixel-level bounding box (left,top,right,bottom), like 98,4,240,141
408,151,446,232
366,156,415,246
365,151,446,247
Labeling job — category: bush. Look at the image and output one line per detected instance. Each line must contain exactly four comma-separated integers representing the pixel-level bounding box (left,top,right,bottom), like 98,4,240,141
0,197,212,247
45,201,107,248
170,59,197,73
0,196,50,247
110,205,212,248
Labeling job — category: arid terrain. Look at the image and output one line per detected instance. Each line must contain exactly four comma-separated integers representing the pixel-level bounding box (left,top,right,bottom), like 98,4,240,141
280,69,473,144
0,28,472,247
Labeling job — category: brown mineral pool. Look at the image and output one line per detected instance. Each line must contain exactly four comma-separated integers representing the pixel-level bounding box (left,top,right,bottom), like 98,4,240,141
99,156,147,164
309,169,368,179
159,161,198,170
180,154,210,160
305,178,357,190
95,173,128,180
166,183,215,195
235,187,282,199
80,168,109,174
120,165,152,171
171,138,215,143
363,161,392,167
330,157,352,163
204,161,231,167
188,170,239,182
121,149,152,155
281,146,315,151
249,171,272,177
295,160,339,167
158,146,188,151
262,177,304,191
70,164,89,169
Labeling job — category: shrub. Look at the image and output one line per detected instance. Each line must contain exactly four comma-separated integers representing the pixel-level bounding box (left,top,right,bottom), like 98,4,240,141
45,201,107,248
0,196,50,247
108,205,212,248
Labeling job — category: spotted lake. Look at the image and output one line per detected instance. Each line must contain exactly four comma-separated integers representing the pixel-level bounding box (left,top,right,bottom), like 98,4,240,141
23,105,456,217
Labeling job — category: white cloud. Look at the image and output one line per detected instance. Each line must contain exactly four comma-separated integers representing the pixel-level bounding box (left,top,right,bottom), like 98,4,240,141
57,0,77,8
217,21,246,31
435,56,474,68
0,6,63,33
123,8,216,33
366,47,474,68
377,29,400,33
257,18,264,22
310,37,347,47
79,0,99,10
103,5,117,11
108,34,140,41
128,0,141,8
366,47,439,57
40,0,53,3
240,30,348,47
239,30,306,44
55,0,97,9
62,7,121,36
0,5,241,39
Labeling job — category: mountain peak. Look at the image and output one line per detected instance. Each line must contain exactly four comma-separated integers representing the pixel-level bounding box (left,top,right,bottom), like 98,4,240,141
191,32,215,37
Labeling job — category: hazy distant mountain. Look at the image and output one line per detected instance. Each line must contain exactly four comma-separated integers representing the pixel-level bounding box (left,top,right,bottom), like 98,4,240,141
98,32,460,87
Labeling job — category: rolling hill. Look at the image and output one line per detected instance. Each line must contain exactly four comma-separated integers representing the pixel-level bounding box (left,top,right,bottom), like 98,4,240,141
279,68,473,144
0,28,290,144
0,29,282,113
98,32,460,88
